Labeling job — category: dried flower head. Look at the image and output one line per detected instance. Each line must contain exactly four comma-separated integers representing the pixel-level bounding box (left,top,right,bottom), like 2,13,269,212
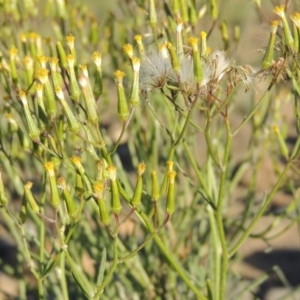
208,51,230,82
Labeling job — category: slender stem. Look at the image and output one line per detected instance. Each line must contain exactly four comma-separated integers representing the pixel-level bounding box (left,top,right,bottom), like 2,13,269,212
93,237,119,299
109,107,136,154
229,160,292,257
159,97,199,197
39,191,46,274
60,251,69,300
118,185,207,300
173,97,198,146
91,100,207,298
207,205,221,300
159,146,175,196
119,231,156,262
38,192,46,300
216,118,231,300
232,90,270,136
38,279,44,300
183,141,215,208
204,111,220,167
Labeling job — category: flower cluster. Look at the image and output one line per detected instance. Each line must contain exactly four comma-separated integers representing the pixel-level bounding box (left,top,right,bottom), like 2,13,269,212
139,43,234,101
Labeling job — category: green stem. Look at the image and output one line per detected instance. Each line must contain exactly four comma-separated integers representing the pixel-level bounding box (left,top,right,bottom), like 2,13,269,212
92,102,207,298
159,98,199,197
216,118,231,300
109,107,135,155
229,160,292,257
38,279,44,300
173,97,198,147
204,111,220,167
93,237,119,299
120,231,157,262
60,251,69,300
118,185,207,300
232,90,270,137
38,197,46,300
207,205,220,300
183,141,215,207
39,191,46,274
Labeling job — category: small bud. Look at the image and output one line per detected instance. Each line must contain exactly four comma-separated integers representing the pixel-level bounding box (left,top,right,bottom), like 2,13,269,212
57,177,78,219
220,20,229,50
210,0,218,20
131,163,146,207
36,69,57,119
234,25,240,44
78,67,98,125
187,37,203,83
167,42,180,72
55,86,80,133
92,51,103,98
70,156,92,193
129,57,141,106
151,170,160,202
106,165,122,215
123,44,134,58
134,35,145,58
67,54,81,102
18,90,40,141
65,34,75,55
49,57,62,88
35,83,47,120
262,20,279,69
166,170,176,215
291,12,300,28
56,41,68,69
93,183,110,225
24,182,39,213
75,173,84,194
96,159,108,182
200,31,208,58
273,5,294,48
114,70,130,122
37,55,48,68
44,161,60,209
70,156,85,174
290,12,300,52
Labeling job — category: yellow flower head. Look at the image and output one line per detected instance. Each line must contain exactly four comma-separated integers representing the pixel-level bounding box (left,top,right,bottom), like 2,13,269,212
273,5,285,18
291,12,300,28
123,44,133,57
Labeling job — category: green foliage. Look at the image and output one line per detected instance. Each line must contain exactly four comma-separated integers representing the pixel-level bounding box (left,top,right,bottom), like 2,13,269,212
0,0,300,299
